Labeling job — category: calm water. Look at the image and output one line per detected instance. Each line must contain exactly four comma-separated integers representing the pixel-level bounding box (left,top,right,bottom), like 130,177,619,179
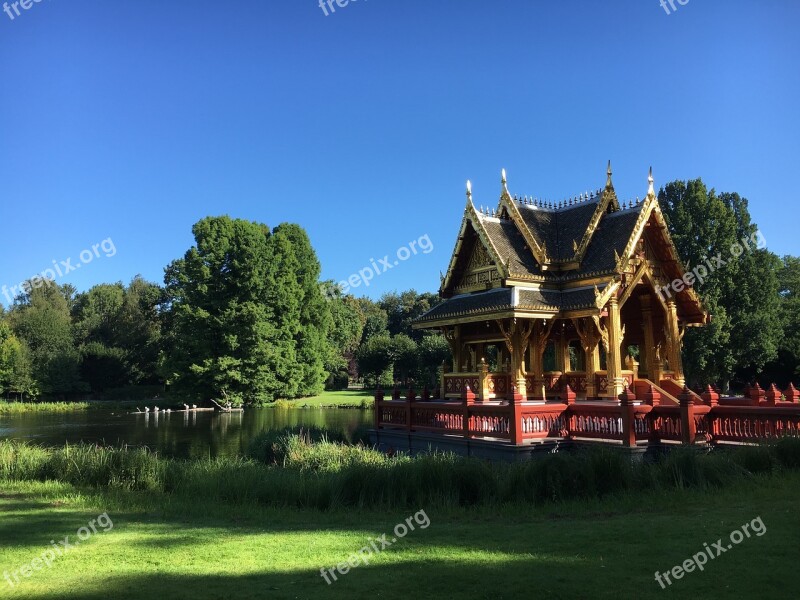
0,408,374,459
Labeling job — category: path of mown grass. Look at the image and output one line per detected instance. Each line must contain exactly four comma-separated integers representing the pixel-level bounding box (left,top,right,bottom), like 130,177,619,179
1,473,797,599
274,389,373,408
0,390,374,414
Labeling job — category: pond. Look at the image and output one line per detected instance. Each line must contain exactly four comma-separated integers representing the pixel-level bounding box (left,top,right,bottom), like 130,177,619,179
0,408,374,459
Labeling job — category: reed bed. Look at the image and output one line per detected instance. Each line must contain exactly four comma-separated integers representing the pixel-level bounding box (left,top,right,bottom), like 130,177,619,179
2,436,799,511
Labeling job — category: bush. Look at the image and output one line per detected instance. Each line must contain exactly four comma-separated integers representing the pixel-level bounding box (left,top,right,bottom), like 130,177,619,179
774,437,800,469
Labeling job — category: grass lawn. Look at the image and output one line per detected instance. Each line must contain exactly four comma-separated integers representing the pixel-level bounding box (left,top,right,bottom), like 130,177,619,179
1,473,797,599
277,389,374,408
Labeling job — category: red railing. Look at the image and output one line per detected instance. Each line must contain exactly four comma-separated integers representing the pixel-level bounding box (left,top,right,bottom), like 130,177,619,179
374,384,800,447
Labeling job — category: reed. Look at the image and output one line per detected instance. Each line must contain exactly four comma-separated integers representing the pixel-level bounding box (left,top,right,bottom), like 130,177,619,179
3,436,800,511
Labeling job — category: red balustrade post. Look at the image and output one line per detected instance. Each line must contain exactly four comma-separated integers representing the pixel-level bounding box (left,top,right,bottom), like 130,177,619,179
700,385,719,407
644,384,661,406
750,383,766,405
619,385,637,447
462,385,476,438
679,386,696,445
561,384,576,406
765,384,781,406
509,385,524,445
785,383,800,403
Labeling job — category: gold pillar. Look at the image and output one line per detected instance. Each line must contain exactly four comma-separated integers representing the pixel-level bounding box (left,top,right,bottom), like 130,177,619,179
607,296,624,398
556,327,571,373
640,295,656,380
666,300,685,386
572,317,599,399
497,318,533,398
530,320,553,401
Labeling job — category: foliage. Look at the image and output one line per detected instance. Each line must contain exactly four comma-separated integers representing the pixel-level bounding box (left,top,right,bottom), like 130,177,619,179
355,334,394,387
4,438,800,512
659,180,783,388
162,217,331,404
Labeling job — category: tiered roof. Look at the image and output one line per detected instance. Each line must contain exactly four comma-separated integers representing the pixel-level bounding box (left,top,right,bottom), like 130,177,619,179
416,164,706,327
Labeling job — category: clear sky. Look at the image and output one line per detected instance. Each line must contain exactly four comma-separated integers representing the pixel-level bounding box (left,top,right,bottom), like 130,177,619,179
1,0,798,307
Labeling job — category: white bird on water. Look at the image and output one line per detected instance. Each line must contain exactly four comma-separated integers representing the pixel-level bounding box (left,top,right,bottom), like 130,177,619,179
144,407,150,413
191,404,197,410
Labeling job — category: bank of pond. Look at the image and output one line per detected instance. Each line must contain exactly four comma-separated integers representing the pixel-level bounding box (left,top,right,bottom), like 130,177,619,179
1,432,799,511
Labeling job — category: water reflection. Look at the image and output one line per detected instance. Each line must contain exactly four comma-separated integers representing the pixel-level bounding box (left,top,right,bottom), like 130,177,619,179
0,408,373,459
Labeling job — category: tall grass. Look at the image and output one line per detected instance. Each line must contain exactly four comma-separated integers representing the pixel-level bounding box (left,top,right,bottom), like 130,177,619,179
2,437,800,511
0,401,92,414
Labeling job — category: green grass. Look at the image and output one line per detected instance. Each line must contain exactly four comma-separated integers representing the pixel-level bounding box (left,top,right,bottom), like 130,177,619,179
0,400,144,414
4,438,800,511
273,390,374,408
0,473,797,599
0,402,93,414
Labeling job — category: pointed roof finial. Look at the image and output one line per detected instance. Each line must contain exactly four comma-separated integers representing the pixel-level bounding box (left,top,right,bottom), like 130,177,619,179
501,168,509,197
606,160,613,187
647,166,655,196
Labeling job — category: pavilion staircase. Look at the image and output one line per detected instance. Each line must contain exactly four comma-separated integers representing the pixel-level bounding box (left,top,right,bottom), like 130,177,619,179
632,378,678,405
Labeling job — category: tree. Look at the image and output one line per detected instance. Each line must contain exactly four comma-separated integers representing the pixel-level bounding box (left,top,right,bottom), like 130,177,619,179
163,216,278,404
659,180,782,388
379,290,440,341
356,297,389,344
323,285,364,388
272,223,331,397
163,216,328,404
391,334,418,385
417,334,451,387
7,281,83,397
762,256,800,385
355,334,394,388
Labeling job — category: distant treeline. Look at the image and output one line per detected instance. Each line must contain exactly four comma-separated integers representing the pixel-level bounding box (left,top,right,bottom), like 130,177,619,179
0,216,447,404
1,179,798,402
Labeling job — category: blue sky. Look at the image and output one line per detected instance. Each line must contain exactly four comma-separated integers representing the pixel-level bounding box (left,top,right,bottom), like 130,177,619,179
1,0,798,307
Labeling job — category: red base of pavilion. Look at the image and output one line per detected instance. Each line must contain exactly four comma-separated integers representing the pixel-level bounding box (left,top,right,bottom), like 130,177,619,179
371,382,800,458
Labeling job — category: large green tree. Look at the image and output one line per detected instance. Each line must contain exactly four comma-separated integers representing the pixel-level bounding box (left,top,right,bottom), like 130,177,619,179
7,282,83,397
659,180,782,388
163,216,329,404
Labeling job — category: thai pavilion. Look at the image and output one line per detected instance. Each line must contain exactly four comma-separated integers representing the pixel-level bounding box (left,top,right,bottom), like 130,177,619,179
372,164,800,457
415,163,705,403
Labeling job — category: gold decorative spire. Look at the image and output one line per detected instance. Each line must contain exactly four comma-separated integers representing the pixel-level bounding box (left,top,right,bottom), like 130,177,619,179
647,166,655,197
606,160,613,187
501,168,510,197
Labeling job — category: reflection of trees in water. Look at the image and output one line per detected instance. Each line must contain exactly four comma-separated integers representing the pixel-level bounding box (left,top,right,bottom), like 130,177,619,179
1,408,373,460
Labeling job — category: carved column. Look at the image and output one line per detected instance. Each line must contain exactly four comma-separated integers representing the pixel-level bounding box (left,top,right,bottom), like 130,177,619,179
665,300,685,386
640,294,656,380
606,295,624,399
497,318,533,399
572,317,599,399
555,327,570,374
530,319,554,401
479,359,489,401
